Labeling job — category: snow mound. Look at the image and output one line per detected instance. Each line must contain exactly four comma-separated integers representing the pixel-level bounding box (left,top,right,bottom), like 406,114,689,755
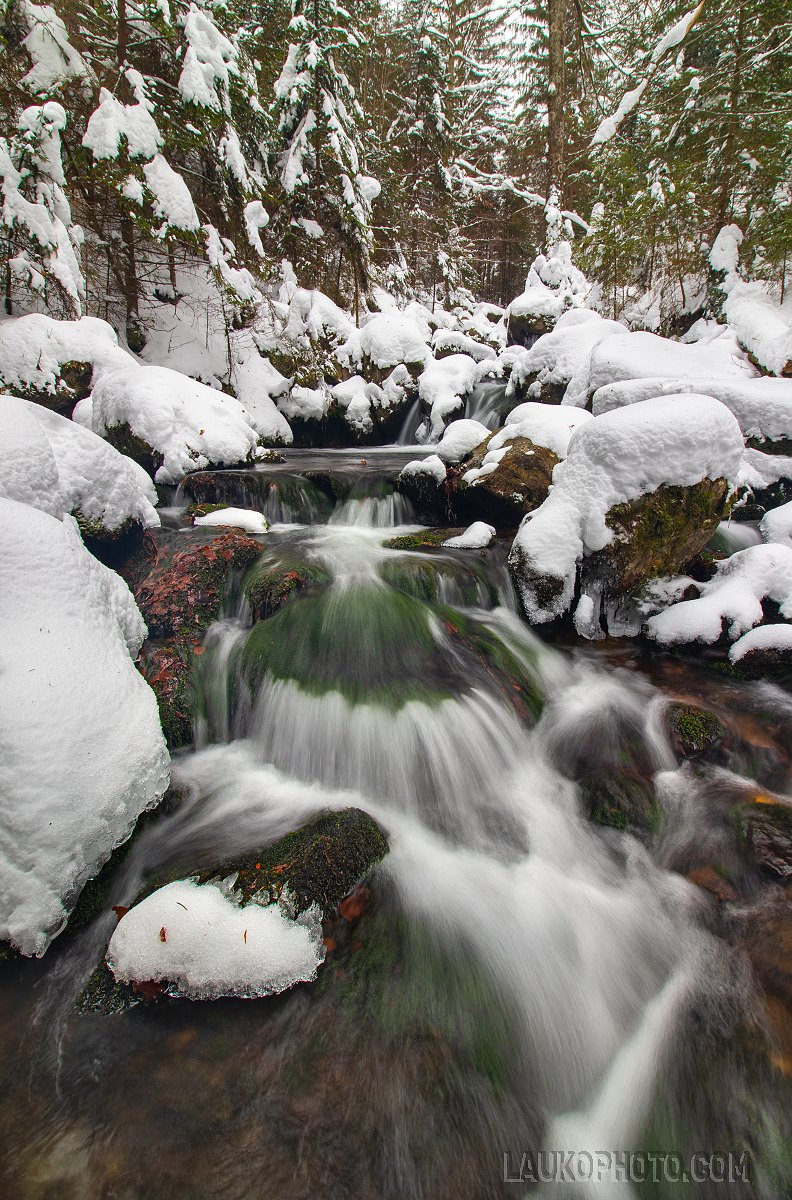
432,329,493,362
0,498,169,955
509,395,745,623
107,879,324,1000
507,244,589,329
78,364,263,485
587,328,754,399
443,522,495,549
592,375,792,447
724,282,792,377
0,313,130,397
0,395,159,533
399,455,446,485
194,507,268,534
508,311,626,406
344,313,429,371
730,623,792,664
435,418,489,463
503,403,593,458
417,354,478,442
645,544,792,646
761,502,792,548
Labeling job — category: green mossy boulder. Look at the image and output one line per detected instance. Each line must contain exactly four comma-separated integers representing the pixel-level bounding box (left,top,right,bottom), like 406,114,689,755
667,704,726,758
245,559,332,621
455,435,558,527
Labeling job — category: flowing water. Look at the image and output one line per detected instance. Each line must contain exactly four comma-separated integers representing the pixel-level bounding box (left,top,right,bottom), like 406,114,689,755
1,448,792,1199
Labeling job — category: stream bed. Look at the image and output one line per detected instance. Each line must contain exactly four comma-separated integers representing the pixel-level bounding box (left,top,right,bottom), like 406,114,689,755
2,447,792,1199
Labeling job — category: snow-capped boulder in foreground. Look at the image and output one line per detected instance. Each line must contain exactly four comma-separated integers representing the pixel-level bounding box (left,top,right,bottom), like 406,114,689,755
0,498,169,955
0,395,159,539
0,313,131,412
455,405,591,527
107,880,324,1000
509,395,745,632
75,364,265,484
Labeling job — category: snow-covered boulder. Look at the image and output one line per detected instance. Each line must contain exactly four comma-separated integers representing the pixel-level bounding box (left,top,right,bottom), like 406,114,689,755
454,405,591,527
645,544,792,648
107,879,324,1000
435,418,490,464
507,310,626,406
592,375,792,453
586,328,754,403
443,522,495,550
0,395,159,539
340,313,430,383
193,507,268,534
761,501,792,548
729,623,792,681
736,449,792,517
432,329,493,362
397,454,448,517
509,395,745,629
76,363,265,484
0,498,169,955
723,281,792,377
0,313,131,412
416,354,478,442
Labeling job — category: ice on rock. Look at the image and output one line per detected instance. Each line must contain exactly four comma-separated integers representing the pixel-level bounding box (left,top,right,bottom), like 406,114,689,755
78,363,263,484
107,879,324,1000
443,522,495,549
0,498,169,955
194,507,268,534
435,418,489,463
645,544,792,646
0,395,159,532
509,395,745,623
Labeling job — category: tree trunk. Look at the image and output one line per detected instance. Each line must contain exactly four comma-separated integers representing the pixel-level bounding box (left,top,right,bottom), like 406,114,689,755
546,0,566,205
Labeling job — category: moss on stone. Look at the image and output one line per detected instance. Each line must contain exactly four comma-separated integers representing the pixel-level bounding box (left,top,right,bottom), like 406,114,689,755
600,478,731,597
139,643,193,748
382,529,460,551
244,560,331,621
104,422,164,477
667,704,726,756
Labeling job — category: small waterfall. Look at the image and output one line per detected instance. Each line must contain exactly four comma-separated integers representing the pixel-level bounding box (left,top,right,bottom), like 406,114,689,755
396,396,422,445
464,378,511,429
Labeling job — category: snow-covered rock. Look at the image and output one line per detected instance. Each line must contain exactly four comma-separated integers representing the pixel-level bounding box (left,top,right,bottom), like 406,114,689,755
508,310,626,406
342,313,429,373
435,418,490,464
0,498,169,955
761,501,792,548
443,522,495,549
506,244,589,345
587,328,754,401
107,879,324,1000
723,282,792,377
509,395,745,625
0,395,159,535
0,313,131,403
501,402,593,460
730,622,792,665
417,354,478,442
645,544,792,646
592,375,792,450
432,329,493,362
76,363,264,484
194,507,268,534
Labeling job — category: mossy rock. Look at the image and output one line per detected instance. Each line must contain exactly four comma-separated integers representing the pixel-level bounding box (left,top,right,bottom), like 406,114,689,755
667,704,726,758
186,501,230,519
135,529,264,638
74,809,389,1015
730,639,792,689
382,528,460,551
104,421,165,478
597,478,731,598
455,435,558,528
245,559,332,621
139,642,193,749
585,777,662,835
241,585,543,716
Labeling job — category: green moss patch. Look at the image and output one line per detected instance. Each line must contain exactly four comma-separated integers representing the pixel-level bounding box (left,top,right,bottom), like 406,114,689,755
667,704,726,757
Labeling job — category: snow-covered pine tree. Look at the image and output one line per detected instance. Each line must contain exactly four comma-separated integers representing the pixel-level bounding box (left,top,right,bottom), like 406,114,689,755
269,0,378,314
